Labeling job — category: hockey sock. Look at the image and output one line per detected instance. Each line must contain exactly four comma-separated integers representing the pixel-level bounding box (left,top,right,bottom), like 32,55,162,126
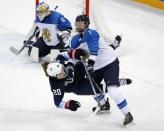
93,94,106,106
107,86,129,115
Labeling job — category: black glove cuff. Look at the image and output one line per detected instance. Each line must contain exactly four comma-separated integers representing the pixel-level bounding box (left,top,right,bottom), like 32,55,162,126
110,45,116,49
67,62,74,67
115,35,121,41
88,59,95,66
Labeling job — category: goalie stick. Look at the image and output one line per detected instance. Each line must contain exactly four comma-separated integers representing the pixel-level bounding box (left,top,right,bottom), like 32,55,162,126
9,34,35,55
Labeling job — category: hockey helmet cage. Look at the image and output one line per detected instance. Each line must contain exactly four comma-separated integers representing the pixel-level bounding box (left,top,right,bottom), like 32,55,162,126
36,2,50,21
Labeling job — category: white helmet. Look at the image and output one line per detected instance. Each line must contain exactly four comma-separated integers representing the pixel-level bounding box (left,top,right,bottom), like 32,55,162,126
36,2,50,21
46,62,64,78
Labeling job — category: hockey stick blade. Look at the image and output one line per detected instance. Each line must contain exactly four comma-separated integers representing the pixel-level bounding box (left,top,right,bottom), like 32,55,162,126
9,46,20,55
9,34,35,55
93,106,101,115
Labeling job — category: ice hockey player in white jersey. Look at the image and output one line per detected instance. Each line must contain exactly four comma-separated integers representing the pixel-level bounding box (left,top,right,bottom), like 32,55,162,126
24,2,72,62
67,14,133,126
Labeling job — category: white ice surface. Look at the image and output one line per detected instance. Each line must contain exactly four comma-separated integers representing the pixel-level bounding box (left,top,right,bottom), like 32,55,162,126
0,0,164,131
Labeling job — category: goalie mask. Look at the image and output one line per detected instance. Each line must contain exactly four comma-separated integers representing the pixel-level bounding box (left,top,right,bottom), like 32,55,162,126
46,62,67,79
36,2,50,21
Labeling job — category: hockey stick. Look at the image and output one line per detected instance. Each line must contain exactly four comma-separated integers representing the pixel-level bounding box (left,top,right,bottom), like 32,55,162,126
90,76,105,95
80,57,102,106
9,34,35,55
54,5,58,10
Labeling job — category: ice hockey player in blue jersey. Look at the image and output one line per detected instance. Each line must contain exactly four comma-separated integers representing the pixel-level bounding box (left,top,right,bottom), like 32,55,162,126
24,2,72,62
68,14,133,126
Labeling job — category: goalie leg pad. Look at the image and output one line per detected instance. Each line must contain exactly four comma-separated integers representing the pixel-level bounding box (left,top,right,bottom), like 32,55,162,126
30,46,39,62
50,49,60,62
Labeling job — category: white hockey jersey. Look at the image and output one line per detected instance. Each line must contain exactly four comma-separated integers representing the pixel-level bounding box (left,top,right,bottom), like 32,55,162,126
71,28,117,70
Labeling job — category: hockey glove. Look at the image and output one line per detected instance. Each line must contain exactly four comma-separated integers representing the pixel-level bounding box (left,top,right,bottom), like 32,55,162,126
74,61,86,79
57,30,71,43
23,27,40,46
65,100,81,111
34,26,40,39
68,48,89,60
23,40,34,48
55,54,68,64
65,63,74,78
110,35,122,49
87,59,95,75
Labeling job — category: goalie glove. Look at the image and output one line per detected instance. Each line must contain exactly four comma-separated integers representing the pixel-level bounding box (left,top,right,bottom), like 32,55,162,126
57,30,71,43
65,100,81,111
33,26,40,39
23,26,40,46
110,35,122,49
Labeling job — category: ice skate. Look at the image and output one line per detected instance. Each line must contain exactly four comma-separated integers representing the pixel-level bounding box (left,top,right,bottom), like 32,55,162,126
119,78,132,86
92,98,110,114
123,112,133,126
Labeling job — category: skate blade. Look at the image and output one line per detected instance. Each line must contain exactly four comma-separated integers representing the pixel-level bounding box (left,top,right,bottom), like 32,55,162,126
122,121,135,127
93,107,111,115
96,110,111,115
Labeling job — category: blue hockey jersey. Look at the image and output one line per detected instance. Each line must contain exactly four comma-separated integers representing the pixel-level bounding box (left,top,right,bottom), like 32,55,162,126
36,11,72,46
71,28,117,70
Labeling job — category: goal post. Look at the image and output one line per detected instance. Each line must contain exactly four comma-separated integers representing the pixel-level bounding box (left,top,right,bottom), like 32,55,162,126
86,0,90,16
35,0,39,19
35,0,89,16
35,0,39,8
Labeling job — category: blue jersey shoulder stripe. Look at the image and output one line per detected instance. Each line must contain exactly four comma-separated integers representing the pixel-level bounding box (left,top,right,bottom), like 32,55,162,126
36,11,72,31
